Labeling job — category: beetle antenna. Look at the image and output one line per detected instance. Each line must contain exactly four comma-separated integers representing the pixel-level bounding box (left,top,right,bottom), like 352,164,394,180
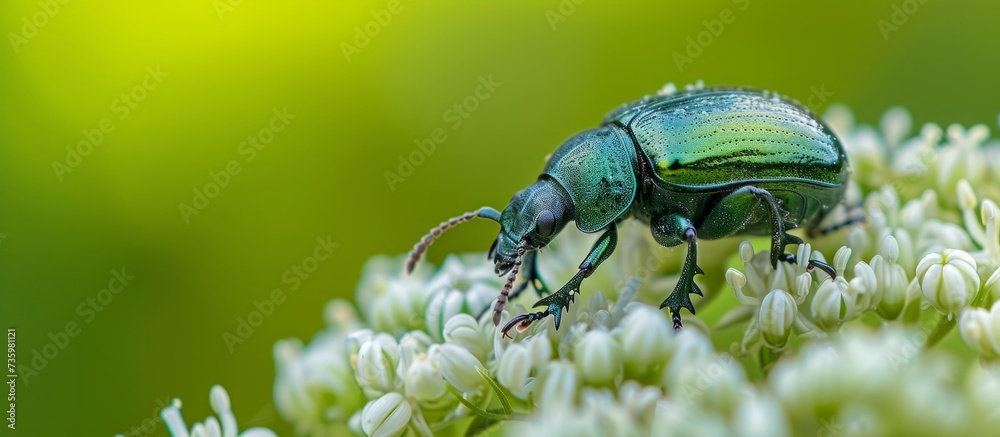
492,245,527,326
405,207,501,274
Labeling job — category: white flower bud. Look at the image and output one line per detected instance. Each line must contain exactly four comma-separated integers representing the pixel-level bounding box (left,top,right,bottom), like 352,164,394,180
618,306,672,370
442,314,487,361
937,125,987,195
851,261,878,312
430,343,484,394
916,249,980,314
871,236,909,321
759,289,797,350
372,281,426,335
524,331,553,370
957,179,979,211
347,329,374,359
348,411,363,436
617,380,661,420
986,267,1000,303
355,256,430,336
497,342,534,399
578,389,641,436
587,292,613,330
323,299,362,331
537,361,580,410
356,335,399,396
403,354,446,402
159,386,280,437
739,240,755,263
728,268,759,306
650,399,729,436
982,199,1000,265
662,330,713,388
732,393,789,437
959,302,1000,360
361,392,411,437
811,277,853,332
880,106,912,149
966,359,1000,416
874,228,916,273
822,104,854,133
917,221,974,255
574,329,622,384
395,333,430,378
424,289,465,342
273,335,364,433
793,272,811,303
209,385,237,436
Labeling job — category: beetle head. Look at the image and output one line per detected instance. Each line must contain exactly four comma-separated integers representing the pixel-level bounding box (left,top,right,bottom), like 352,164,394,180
490,179,572,275
404,179,573,327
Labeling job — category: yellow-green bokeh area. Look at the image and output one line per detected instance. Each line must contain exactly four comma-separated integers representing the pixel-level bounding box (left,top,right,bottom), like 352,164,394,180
1,1,999,435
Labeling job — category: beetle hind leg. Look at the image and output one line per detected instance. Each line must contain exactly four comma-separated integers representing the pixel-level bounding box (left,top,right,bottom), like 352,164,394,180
745,186,806,270
777,251,838,279
808,206,866,238
745,187,840,278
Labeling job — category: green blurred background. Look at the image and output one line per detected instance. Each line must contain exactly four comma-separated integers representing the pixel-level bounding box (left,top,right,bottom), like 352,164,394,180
1,0,999,435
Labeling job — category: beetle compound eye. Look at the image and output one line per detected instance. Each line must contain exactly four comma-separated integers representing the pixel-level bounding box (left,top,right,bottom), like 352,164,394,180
536,210,556,237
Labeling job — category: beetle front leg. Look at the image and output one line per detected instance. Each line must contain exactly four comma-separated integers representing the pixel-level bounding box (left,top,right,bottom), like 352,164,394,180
501,224,618,337
652,215,702,330
509,250,552,300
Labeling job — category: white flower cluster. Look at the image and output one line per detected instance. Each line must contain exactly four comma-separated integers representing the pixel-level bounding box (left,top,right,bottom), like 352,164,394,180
260,105,1000,437
146,385,278,437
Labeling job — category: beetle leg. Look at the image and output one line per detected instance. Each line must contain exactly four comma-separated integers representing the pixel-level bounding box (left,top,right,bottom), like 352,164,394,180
512,250,551,299
653,215,702,330
808,207,866,237
746,187,804,270
501,308,551,339
513,224,618,333
777,252,838,279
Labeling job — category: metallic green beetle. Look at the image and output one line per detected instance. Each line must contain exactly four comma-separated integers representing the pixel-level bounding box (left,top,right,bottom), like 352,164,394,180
406,87,850,336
